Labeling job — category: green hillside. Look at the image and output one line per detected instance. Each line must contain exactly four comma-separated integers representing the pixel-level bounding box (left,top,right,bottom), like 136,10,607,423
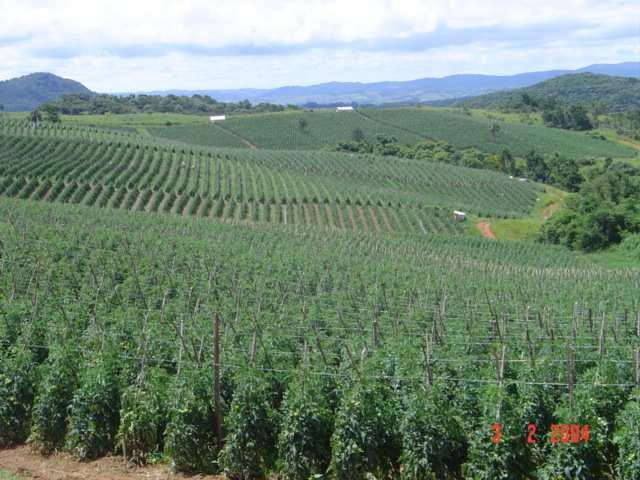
220,109,424,149
360,107,634,157
31,108,635,161
453,73,640,112
136,108,632,158
0,122,540,241
0,72,92,112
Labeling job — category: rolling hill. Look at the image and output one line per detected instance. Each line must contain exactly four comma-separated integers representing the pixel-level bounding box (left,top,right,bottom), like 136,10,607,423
142,61,640,105
0,72,93,112
111,109,633,158
449,73,640,112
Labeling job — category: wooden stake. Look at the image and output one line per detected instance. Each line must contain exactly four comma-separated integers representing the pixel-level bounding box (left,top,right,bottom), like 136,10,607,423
372,319,379,348
588,308,593,333
495,345,506,422
598,312,606,360
566,342,574,408
634,346,640,387
421,333,433,389
212,312,223,450
249,328,258,363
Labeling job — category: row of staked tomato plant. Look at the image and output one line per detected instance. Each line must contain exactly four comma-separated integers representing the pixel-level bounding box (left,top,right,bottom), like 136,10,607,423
1,198,640,479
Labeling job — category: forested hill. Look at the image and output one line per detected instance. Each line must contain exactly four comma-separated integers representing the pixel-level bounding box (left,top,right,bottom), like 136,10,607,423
448,73,640,112
0,72,93,112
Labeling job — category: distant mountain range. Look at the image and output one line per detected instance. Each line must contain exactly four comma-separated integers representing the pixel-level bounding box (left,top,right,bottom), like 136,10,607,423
0,72,93,112
143,62,640,106
1,62,638,111
446,73,640,112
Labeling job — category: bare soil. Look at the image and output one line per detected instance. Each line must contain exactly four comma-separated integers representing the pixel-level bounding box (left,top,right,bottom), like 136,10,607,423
0,446,222,480
476,221,496,239
541,202,559,220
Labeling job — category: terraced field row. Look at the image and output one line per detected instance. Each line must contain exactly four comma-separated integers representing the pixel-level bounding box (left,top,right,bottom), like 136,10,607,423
153,108,631,158
0,127,540,216
360,107,634,157
0,173,464,234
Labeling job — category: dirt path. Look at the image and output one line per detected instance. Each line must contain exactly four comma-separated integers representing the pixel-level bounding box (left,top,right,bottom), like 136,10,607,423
541,201,559,220
214,124,257,149
355,110,432,141
0,446,222,480
476,221,496,239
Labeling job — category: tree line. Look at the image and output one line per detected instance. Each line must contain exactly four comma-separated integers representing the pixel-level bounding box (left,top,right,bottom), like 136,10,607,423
38,93,298,116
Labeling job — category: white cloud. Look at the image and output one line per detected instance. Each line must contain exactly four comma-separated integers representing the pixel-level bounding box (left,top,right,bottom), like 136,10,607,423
0,0,637,90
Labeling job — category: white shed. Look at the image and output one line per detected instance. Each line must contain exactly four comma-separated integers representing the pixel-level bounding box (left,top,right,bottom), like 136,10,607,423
453,210,467,222
336,106,354,112
209,115,226,122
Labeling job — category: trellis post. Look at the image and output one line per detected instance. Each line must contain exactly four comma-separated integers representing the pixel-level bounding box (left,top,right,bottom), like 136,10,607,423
212,312,223,450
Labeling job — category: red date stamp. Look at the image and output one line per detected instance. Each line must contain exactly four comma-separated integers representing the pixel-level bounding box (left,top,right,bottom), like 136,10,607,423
490,423,589,444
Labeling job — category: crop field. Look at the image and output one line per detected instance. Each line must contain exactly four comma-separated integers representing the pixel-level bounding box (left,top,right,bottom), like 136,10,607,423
220,110,424,149
0,123,541,231
24,110,636,163
1,198,640,479
1,114,639,479
148,124,251,149
360,107,635,158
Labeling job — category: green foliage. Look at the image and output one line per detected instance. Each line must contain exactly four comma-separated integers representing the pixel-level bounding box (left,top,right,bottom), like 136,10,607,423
613,390,640,479
0,191,638,476
540,162,640,251
546,154,583,192
164,368,218,473
44,93,294,116
0,346,37,447
277,370,336,480
463,383,530,480
30,345,79,453
543,103,593,131
220,370,279,479
66,358,121,460
117,368,170,464
330,375,401,479
399,384,466,480
455,73,640,113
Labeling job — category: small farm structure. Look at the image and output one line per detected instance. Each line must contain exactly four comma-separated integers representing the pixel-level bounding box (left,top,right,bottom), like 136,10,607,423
209,115,226,122
336,106,354,112
453,210,467,222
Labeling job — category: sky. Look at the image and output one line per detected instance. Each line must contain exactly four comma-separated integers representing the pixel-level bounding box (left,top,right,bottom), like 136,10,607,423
0,0,638,92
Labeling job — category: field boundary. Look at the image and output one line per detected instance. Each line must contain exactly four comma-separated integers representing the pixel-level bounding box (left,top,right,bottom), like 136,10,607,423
0,446,222,480
214,123,257,149
356,109,434,141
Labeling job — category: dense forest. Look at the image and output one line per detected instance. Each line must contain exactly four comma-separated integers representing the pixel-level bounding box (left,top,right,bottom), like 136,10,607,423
540,160,640,251
42,93,298,116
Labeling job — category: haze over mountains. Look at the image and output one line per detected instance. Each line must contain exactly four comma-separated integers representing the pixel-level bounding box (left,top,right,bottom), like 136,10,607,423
145,62,640,106
1,62,638,111
448,73,640,112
